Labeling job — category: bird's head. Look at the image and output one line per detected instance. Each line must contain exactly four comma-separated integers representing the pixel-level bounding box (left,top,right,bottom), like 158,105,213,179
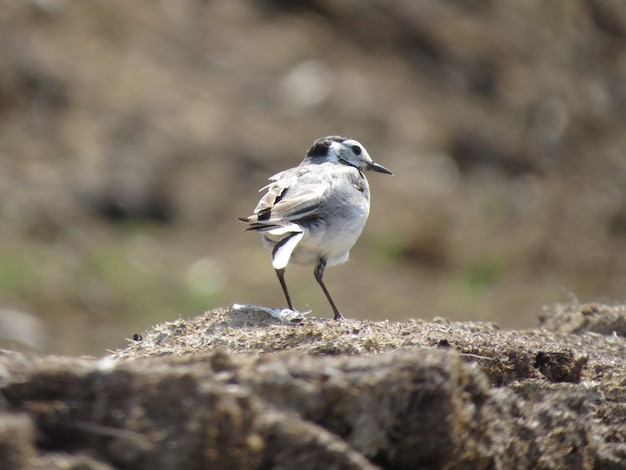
305,136,393,175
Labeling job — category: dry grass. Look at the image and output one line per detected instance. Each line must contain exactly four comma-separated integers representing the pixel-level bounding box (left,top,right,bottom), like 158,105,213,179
1,303,625,468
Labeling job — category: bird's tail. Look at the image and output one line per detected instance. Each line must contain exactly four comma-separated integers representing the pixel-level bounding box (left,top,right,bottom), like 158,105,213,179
238,216,283,233
271,232,304,269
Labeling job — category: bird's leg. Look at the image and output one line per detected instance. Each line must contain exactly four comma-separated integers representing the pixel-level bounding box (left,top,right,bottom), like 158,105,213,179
314,258,344,320
275,268,295,311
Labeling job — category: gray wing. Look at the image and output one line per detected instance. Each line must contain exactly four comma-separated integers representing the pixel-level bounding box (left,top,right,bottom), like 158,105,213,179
239,166,329,228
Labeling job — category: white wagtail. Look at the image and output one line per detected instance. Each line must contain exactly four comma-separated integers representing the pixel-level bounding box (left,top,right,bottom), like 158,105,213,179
239,136,392,320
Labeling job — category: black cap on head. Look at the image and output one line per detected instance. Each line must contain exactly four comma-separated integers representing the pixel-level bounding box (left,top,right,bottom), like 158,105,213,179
306,136,348,159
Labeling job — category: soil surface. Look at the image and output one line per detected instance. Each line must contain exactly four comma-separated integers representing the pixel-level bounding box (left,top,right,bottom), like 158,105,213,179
1,302,625,469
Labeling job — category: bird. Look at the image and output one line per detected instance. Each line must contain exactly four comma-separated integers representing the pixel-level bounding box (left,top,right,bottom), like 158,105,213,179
238,136,392,320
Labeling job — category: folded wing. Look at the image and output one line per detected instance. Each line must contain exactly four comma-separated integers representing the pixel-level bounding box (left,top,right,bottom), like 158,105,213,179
240,180,328,230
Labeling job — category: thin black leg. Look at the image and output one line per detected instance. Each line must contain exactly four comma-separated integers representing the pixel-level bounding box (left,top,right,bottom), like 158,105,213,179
275,268,295,310
314,258,344,320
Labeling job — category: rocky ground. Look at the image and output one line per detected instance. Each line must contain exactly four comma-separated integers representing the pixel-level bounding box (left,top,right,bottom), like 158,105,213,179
0,302,625,469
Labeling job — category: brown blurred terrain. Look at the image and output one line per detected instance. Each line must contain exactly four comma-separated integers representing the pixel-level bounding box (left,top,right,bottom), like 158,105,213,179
0,0,625,354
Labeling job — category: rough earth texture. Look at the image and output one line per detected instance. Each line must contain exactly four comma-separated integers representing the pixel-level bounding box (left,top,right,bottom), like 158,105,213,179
1,302,625,469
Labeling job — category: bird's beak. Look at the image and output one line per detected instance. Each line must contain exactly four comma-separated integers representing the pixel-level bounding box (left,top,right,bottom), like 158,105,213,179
367,161,393,175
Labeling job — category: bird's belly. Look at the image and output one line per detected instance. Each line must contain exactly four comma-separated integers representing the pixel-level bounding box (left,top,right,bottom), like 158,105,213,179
293,211,368,266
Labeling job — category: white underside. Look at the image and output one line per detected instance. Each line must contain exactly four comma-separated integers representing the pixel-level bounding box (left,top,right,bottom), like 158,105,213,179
262,208,368,268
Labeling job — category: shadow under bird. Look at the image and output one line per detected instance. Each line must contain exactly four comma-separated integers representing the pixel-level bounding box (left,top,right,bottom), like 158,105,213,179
239,136,392,320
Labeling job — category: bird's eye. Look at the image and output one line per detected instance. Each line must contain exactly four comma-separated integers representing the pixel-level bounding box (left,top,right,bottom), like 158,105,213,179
351,145,362,155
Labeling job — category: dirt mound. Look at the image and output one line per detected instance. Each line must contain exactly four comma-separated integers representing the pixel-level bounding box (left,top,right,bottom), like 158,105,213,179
1,303,625,469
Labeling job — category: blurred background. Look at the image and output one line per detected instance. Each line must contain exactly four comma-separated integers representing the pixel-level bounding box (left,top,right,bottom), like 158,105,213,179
0,0,625,355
